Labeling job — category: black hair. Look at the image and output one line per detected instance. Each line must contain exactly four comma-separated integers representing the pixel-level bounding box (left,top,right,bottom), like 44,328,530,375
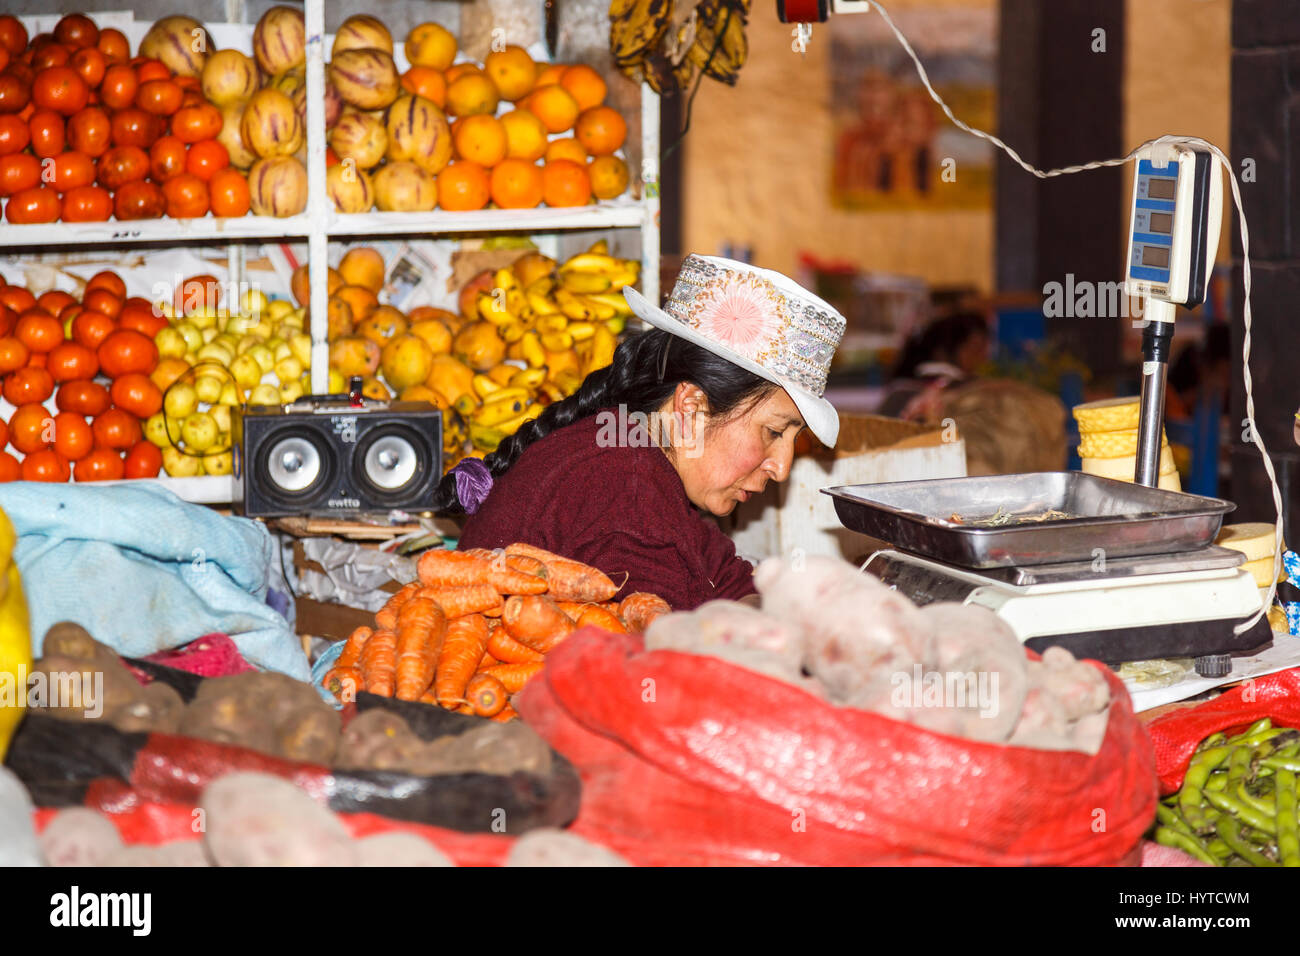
430,329,777,514
892,311,990,379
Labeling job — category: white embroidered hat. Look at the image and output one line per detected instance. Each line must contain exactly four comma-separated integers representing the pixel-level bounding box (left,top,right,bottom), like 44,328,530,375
622,255,848,446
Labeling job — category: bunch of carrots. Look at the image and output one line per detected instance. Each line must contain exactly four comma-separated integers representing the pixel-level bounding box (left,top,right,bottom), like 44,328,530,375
321,542,671,722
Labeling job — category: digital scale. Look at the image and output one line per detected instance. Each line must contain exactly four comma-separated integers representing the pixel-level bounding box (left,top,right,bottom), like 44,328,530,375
823,144,1272,677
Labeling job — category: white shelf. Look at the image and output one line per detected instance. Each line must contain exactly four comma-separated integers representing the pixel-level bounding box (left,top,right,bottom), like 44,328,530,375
96,475,235,504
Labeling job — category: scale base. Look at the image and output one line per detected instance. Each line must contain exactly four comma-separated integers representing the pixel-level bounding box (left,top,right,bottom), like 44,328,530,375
1021,618,1270,675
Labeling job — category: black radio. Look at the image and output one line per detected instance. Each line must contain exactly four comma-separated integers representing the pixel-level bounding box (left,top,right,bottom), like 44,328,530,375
233,392,442,518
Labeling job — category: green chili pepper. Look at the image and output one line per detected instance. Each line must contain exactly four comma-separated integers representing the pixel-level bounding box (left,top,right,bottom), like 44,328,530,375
1205,787,1277,835
1155,826,1220,866
1180,745,1236,833
1275,769,1299,868
1215,816,1280,867
1229,718,1272,742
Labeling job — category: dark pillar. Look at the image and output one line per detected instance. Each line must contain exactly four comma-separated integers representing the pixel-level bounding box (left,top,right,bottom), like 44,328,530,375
1228,0,1300,534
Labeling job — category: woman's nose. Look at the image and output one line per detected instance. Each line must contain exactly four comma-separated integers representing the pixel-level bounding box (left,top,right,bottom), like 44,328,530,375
767,445,793,482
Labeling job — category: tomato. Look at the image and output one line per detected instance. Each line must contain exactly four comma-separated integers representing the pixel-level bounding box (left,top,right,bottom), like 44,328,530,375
208,167,250,218
148,135,187,181
92,406,142,450
81,288,121,319
0,417,7,449
98,328,158,378
22,449,70,482
0,336,26,372
186,139,230,182
36,290,74,315
32,66,88,116
123,440,161,479
56,379,110,416
52,411,93,461
27,352,47,369
75,446,124,481
162,172,208,219
70,48,106,89
117,301,167,338
95,144,148,189
31,44,72,72
51,151,95,191
110,372,163,419
85,271,126,299
71,309,115,350
170,103,221,144
135,79,182,117
0,154,38,196
55,15,99,51
0,114,29,154
0,452,18,482
175,274,222,313
47,341,99,382
59,184,110,222
4,186,59,223
0,287,34,314
66,106,110,157
135,60,169,83
109,107,163,148
0,305,13,339
99,63,137,110
112,180,165,221
0,17,27,56
27,109,64,158
15,308,63,352
0,72,31,114
97,29,129,63
3,365,53,405
9,403,52,454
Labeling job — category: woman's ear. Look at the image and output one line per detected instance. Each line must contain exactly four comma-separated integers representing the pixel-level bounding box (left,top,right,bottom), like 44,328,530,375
673,381,709,420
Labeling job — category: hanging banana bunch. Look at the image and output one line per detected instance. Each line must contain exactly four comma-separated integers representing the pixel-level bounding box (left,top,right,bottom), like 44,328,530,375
610,0,751,96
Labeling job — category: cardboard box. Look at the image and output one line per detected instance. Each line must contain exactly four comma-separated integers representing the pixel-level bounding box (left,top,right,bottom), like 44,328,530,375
717,413,967,563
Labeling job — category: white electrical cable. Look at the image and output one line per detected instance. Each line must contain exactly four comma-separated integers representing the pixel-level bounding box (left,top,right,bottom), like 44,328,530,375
866,0,1285,634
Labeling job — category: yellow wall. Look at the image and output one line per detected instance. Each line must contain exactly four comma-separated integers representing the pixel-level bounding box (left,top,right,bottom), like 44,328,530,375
681,0,1232,290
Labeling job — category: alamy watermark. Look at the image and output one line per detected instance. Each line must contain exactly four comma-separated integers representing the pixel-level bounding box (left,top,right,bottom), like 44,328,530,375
890,664,1001,719
0,666,106,719
594,406,705,458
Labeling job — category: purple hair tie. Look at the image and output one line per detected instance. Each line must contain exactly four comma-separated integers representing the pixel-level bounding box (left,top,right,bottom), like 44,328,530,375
452,458,494,515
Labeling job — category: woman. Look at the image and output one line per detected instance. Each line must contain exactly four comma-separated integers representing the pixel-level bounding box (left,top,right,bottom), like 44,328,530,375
431,255,847,611
876,311,990,420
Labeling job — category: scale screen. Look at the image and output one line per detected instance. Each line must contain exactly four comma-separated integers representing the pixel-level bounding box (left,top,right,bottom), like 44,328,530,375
1128,160,1179,285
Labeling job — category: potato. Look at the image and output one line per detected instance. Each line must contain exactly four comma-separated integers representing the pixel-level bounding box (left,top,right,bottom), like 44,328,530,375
191,672,339,760
103,846,170,866
202,772,357,867
417,721,553,777
41,622,118,665
353,832,455,867
39,808,124,867
28,654,142,722
0,767,41,867
277,707,341,765
505,828,631,867
336,710,421,771
645,601,805,685
180,694,277,754
154,840,212,867
111,681,185,735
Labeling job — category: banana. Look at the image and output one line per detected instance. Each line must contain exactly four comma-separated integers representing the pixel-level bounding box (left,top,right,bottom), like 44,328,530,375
525,275,556,297
587,239,609,255
610,0,671,64
553,369,584,395
453,392,480,416
487,364,517,387
577,295,616,321
536,313,569,334
477,291,515,327
585,325,617,375
468,421,505,453
500,320,526,343
472,374,503,398
568,321,598,341
493,267,519,293
497,404,544,435
584,292,634,316
559,270,614,295
474,394,531,427
559,253,623,274
526,288,558,318
541,330,575,352
506,286,532,320
508,367,547,389
555,288,595,321
605,267,639,291
606,316,628,335
521,331,547,369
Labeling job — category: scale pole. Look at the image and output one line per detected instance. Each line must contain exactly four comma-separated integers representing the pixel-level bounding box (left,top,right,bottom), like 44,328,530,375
1135,299,1176,487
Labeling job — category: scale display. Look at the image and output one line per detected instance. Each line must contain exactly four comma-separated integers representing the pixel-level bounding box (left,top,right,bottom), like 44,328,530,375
1128,160,1178,285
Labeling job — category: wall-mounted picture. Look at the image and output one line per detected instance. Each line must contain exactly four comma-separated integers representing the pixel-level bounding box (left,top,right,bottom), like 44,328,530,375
830,6,998,210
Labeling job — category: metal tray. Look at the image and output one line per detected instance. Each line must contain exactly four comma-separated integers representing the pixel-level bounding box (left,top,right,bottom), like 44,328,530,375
823,471,1235,569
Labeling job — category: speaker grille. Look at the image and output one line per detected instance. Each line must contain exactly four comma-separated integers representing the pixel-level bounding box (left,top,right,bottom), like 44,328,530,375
254,428,333,500
353,424,432,503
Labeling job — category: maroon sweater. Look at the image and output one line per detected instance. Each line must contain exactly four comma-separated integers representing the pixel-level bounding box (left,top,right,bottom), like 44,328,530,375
458,410,757,611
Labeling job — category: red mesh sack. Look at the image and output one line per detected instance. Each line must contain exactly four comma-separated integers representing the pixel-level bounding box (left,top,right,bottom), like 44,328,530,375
1144,666,1300,795
515,628,1158,866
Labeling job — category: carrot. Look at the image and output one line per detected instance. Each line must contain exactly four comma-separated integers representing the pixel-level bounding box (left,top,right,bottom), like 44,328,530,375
360,629,397,697
619,592,672,632
577,604,627,634
490,704,518,723
375,582,422,630
322,665,363,701
504,542,619,602
435,614,491,708
418,688,439,706
488,626,545,664
478,650,501,669
417,584,503,618
465,673,508,717
337,626,372,668
455,703,475,715
554,600,587,622
505,553,546,578
482,661,544,694
417,548,547,595
502,594,575,653
395,598,446,701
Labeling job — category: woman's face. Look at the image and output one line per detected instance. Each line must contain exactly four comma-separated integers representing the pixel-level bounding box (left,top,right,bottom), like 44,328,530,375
662,383,804,516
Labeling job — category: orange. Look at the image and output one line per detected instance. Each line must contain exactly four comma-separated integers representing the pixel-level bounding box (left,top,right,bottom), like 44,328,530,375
525,84,579,134
542,159,592,207
149,356,190,392
545,137,587,164
436,161,490,211
334,284,379,323
559,64,606,111
489,158,544,209
338,247,386,293
452,114,507,167
575,105,627,156
500,109,548,162
444,63,481,84
208,167,250,217
405,22,457,71
588,155,630,199
446,71,499,118
483,45,536,102
534,63,568,87
400,66,447,108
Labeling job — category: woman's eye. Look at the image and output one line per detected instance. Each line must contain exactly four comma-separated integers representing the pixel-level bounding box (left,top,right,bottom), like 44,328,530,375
766,428,783,441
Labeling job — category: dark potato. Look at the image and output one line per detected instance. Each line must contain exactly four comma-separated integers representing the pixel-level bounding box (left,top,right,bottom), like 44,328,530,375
277,707,341,765
110,681,185,734
28,654,142,722
41,622,119,665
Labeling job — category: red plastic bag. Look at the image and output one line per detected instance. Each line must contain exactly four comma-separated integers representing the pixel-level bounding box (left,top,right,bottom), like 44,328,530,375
516,628,1158,866
1144,667,1300,795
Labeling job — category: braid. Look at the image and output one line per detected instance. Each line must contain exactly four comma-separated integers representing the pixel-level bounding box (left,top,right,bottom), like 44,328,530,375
430,329,772,514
